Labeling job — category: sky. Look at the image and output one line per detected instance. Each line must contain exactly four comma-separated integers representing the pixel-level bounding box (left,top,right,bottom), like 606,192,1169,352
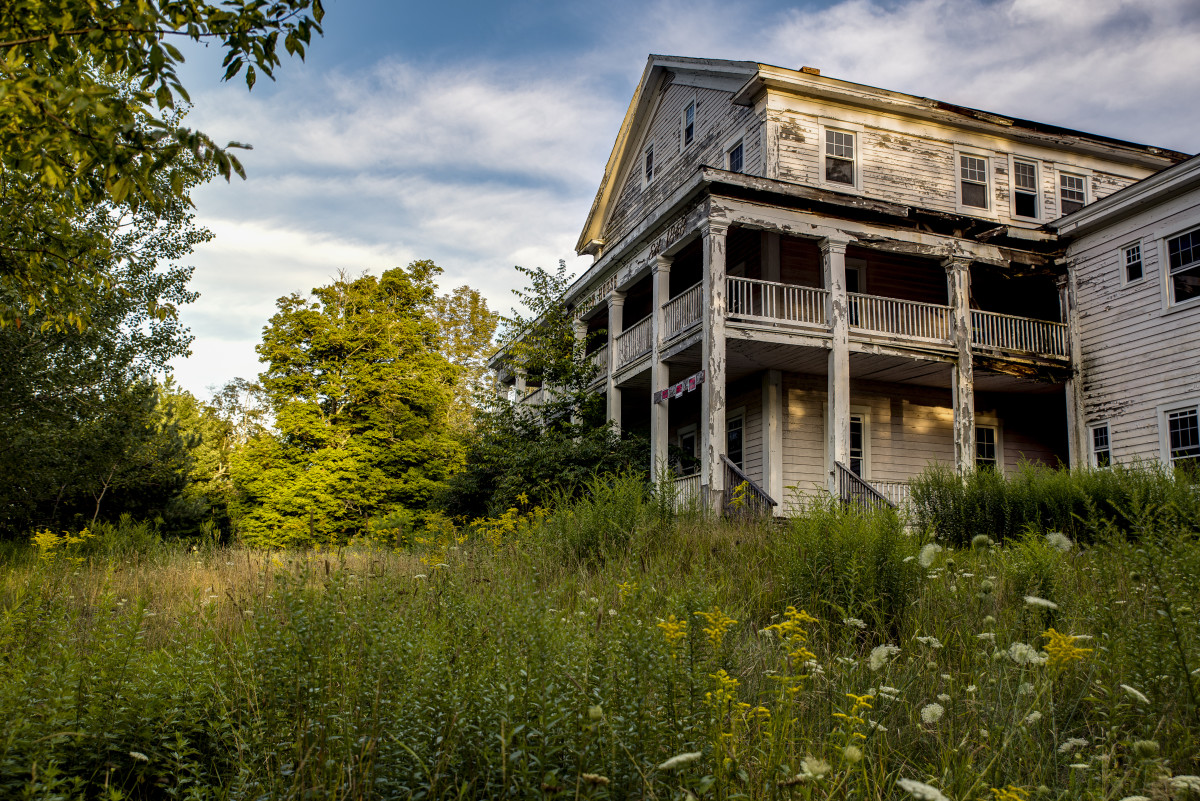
169,0,1200,397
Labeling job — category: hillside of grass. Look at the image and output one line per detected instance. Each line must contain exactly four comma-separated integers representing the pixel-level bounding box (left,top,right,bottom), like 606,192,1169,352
2,473,1199,800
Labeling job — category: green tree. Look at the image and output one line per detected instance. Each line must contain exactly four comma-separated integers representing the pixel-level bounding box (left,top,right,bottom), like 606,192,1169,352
433,285,499,433
231,262,464,546
0,0,324,328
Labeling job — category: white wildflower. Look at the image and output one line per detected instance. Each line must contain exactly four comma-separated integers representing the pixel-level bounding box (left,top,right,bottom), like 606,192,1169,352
842,745,863,764
1069,763,1090,770
129,751,149,762
937,693,951,702
879,685,900,695
1046,532,1073,552
869,718,888,732
1023,711,1043,726
412,574,428,580
843,617,868,630
870,644,901,671
1024,595,1059,610
1118,796,1151,801
608,609,617,617
658,752,702,770
1008,642,1048,666
801,757,831,777
917,635,943,649
1121,684,1150,704
977,632,996,642
919,544,943,568
1058,738,1089,754
1169,777,1200,793
1018,682,1035,696
966,685,977,693
903,555,916,563
897,778,951,801
920,703,945,724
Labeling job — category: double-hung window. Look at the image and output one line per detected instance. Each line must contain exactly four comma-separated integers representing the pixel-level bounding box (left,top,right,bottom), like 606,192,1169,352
1090,423,1112,467
678,426,698,476
1166,406,1199,468
849,415,865,477
1012,159,1039,219
825,129,855,186
1166,228,1200,305
1059,173,1087,214
1122,242,1144,284
960,154,990,209
727,412,745,471
727,139,744,173
976,426,998,470
681,101,695,149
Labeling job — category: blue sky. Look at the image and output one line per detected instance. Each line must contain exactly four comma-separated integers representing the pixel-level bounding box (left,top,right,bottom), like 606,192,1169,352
170,0,1200,396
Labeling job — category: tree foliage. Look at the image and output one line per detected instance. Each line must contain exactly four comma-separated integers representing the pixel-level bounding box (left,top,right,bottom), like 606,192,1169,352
433,285,499,433
0,0,324,328
231,262,464,546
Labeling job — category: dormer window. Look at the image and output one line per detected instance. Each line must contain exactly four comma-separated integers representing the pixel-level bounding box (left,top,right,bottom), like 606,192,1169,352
825,129,855,185
960,154,989,209
1012,159,1039,219
681,101,695,148
1059,173,1087,214
644,144,655,184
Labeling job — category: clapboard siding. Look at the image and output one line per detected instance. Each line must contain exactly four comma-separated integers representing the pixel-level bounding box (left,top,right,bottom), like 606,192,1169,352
604,81,764,248
1070,184,1200,465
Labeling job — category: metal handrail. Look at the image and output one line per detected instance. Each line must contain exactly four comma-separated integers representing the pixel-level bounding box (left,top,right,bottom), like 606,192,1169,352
834,462,896,513
722,455,777,518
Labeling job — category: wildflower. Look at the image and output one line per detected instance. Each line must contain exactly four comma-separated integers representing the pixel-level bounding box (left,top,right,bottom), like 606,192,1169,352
656,614,688,653
1118,796,1151,801
1017,682,1034,696
919,544,943,568
879,685,900,696
869,644,901,671
897,778,951,801
917,635,944,649
1058,738,1088,754
617,581,637,600
1007,642,1048,666
1045,532,1073,552
1068,764,1090,770
971,534,992,550
842,744,863,763
903,556,916,563
1042,629,1093,670
412,574,427,580
802,757,831,777
920,703,945,724
937,693,951,702
658,752,702,770
977,632,996,642
587,705,604,720
983,615,997,627
980,579,995,594
1121,684,1150,704
706,669,740,707
608,609,617,617
1132,739,1159,759
129,751,149,762
1169,777,1200,794
868,718,888,732
1024,596,1059,610
1023,711,1043,726
581,774,610,786
992,786,1029,801
695,607,738,649
843,617,868,630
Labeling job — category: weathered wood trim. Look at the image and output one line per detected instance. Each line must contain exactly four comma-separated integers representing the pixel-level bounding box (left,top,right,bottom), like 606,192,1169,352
606,291,625,431
763,369,784,514
945,257,975,474
822,235,853,493
651,255,672,483
701,220,729,510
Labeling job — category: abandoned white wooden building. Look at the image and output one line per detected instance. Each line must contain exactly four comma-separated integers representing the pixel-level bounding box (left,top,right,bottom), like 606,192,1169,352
494,55,1190,512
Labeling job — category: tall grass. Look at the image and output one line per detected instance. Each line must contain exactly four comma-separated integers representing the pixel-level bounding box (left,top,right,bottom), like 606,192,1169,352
2,485,1199,799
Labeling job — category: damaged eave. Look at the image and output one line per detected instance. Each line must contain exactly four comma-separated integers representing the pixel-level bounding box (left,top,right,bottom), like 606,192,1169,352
701,167,910,217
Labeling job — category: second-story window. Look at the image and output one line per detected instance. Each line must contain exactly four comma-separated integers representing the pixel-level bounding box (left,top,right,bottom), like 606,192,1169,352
1059,173,1087,214
1013,159,1039,219
727,140,743,173
1167,228,1200,305
644,144,655,184
1122,242,1143,284
960,154,989,209
825,129,855,185
682,101,695,148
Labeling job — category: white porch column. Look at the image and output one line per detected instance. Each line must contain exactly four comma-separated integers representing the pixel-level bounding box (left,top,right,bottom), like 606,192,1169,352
514,369,527,397
762,369,784,511
572,318,588,427
1059,272,1087,468
945,256,975,475
701,221,729,511
651,255,673,483
606,290,626,431
822,235,852,494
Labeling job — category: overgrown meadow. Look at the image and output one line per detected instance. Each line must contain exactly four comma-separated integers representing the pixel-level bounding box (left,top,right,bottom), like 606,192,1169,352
2,472,1199,800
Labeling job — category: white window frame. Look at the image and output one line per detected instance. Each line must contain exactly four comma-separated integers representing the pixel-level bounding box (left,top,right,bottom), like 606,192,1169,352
677,423,699,476
1088,421,1113,468
974,419,1004,473
954,146,997,218
726,407,746,471
817,118,863,192
642,142,655,190
821,403,872,480
680,98,697,152
1162,224,1200,310
1008,155,1042,222
1119,239,1146,287
725,136,745,174
1157,399,1200,467
1053,164,1092,217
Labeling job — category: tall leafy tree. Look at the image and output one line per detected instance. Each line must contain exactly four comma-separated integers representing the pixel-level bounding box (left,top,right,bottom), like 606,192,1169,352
0,0,324,328
433,285,499,433
231,262,463,546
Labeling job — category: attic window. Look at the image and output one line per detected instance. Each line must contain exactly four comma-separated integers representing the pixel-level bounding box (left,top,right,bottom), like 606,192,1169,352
644,144,655,184
1012,159,1038,219
728,140,744,173
1059,173,1087,214
825,129,855,185
682,101,695,148
959,155,989,209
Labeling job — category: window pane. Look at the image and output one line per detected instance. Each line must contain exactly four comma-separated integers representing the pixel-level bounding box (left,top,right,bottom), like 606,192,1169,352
826,130,854,159
961,155,987,183
826,157,854,184
1014,191,1037,218
1168,409,1200,463
1168,231,1199,273
1173,265,1200,304
1124,244,1143,282
727,417,744,469
729,142,743,173
1014,160,1037,190
683,103,694,145
849,416,864,476
976,426,997,467
644,146,654,181
1092,425,1111,467
1060,174,1086,214
962,181,988,208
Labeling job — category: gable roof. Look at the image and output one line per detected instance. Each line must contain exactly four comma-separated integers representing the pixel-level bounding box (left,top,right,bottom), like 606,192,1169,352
574,55,757,257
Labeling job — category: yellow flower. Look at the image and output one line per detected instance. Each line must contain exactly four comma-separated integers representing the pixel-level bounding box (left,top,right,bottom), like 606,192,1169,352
706,669,740,707
992,786,1030,801
657,614,688,654
617,581,638,601
695,607,738,649
1042,628,1093,670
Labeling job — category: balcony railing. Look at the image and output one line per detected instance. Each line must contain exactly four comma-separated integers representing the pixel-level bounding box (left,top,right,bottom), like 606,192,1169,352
588,344,609,378
848,292,952,343
971,310,1069,359
873,480,913,510
523,387,546,406
671,473,703,510
728,277,827,328
614,314,653,369
663,281,703,340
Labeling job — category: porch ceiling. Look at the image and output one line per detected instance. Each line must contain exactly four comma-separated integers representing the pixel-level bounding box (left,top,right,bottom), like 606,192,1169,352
849,352,950,387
